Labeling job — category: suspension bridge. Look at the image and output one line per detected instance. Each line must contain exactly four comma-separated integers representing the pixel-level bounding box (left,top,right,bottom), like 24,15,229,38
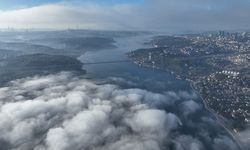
83,60,130,65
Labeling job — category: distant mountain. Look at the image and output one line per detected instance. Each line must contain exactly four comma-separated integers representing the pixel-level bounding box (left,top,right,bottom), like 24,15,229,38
0,37,116,57
0,49,24,59
0,41,62,55
30,37,117,51
0,54,85,85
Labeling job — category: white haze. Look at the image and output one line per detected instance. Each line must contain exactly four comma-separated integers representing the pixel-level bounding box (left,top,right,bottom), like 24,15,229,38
0,72,239,150
0,0,250,31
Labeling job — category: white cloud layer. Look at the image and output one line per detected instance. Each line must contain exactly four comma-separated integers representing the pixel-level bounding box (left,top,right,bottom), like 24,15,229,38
0,72,240,150
0,0,250,31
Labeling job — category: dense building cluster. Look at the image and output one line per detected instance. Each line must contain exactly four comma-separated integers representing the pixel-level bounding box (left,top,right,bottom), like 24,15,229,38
128,31,250,131
194,72,250,130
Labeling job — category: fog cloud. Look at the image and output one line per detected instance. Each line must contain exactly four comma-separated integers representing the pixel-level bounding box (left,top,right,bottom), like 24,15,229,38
0,0,249,31
0,72,239,150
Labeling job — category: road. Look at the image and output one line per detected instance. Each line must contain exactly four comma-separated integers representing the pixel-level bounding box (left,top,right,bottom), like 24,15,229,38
190,83,246,150
173,51,250,61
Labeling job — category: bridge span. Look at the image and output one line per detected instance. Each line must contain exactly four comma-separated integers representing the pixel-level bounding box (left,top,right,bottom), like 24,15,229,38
83,60,130,65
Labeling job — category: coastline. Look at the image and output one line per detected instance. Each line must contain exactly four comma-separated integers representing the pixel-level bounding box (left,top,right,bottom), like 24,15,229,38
130,59,245,150
189,83,245,150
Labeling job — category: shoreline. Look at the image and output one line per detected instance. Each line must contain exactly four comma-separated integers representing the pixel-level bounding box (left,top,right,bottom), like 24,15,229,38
130,59,245,150
189,83,245,150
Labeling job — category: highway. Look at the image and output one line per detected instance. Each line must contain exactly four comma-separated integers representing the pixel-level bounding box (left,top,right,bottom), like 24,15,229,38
190,83,246,150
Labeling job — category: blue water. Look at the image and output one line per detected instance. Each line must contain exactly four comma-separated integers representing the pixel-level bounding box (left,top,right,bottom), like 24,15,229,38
79,34,190,92
78,34,242,150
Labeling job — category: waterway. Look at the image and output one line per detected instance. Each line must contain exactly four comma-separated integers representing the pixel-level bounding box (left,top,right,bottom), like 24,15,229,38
79,34,190,92
78,33,243,150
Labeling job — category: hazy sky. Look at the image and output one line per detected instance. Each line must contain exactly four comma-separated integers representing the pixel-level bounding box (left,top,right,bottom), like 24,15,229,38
0,0,249,31
0,0,144,9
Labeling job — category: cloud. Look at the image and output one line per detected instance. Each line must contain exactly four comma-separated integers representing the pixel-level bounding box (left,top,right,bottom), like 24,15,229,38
181,100,202,116
174,135,205,150
238,129,250,149
0,3,136,30
0,72,240,150
212,136,239,150
0,0,250,31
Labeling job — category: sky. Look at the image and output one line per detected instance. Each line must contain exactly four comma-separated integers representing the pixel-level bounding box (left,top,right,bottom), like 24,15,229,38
0,0,144,9
0,0,249,31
